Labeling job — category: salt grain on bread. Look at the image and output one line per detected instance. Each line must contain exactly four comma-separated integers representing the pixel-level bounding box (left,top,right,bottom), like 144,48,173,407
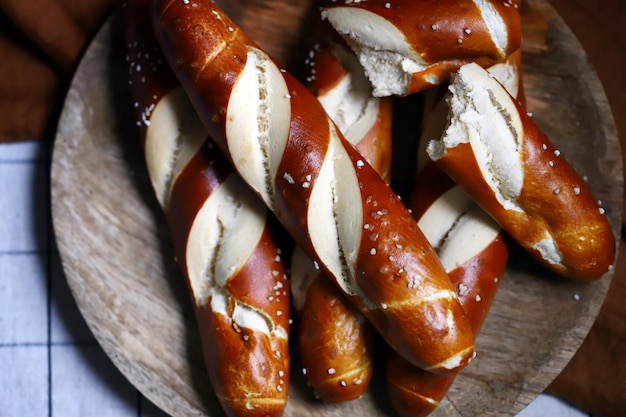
427,62,615,280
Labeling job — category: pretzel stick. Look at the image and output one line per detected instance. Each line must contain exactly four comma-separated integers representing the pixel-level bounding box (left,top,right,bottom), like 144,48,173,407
290,29,392,401
153,0,475,374
125,1,290,415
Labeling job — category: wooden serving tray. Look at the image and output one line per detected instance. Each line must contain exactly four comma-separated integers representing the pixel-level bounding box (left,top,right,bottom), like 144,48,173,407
51,0,623,416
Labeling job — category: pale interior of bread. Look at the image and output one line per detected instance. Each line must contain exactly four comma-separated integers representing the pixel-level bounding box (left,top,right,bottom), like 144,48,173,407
427,62,524,213
210,289,289,340
185,173,284,338
145,82,284,336
418,185,500,270
486,57,519,99
225,47,292,211
145,87,207,208
438,205,501,271
418,186,501,272
428,63,563,266
185,173,264,299
417,54,520,171
307,123,374,308
289,247,320,311
226,46,373,308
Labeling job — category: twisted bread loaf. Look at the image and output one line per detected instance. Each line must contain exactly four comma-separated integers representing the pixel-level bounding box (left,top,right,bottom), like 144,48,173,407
153,0,475,374
124,1,290,415
385,54,524,416
387,164,508,417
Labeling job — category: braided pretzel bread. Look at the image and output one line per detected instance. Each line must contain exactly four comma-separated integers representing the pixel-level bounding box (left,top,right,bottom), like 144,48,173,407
152,0,475,374
320,0,522,96
124,1,290,415
427,62,615,280
290,29,393,401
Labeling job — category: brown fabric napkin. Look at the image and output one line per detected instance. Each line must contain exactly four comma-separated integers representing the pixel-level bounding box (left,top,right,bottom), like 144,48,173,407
0,0,120,142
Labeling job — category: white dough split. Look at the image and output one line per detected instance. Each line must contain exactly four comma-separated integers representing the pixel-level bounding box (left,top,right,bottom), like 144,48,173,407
144,87,207,208
427,62,524,213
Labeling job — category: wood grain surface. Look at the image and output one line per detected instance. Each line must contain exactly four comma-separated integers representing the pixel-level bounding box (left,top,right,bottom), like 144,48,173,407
50,1,623,416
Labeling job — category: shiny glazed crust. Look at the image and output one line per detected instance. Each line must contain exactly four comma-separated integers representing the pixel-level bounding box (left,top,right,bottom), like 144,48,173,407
294,260,377,403
289,27,391,402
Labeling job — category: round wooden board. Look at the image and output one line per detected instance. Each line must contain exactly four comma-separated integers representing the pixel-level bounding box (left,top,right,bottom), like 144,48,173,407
51,1,623,416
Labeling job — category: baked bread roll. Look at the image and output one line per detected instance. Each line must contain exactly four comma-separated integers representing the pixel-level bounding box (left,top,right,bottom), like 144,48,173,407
321,0,522,96
427,62,615,280
152,0,475,374
124,1,290,415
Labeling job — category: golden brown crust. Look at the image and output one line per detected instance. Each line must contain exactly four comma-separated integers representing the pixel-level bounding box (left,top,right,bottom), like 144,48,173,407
339,0,521,62
197,306,290,417
355,96,393,183
297,274,376,402
386,357,456,417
